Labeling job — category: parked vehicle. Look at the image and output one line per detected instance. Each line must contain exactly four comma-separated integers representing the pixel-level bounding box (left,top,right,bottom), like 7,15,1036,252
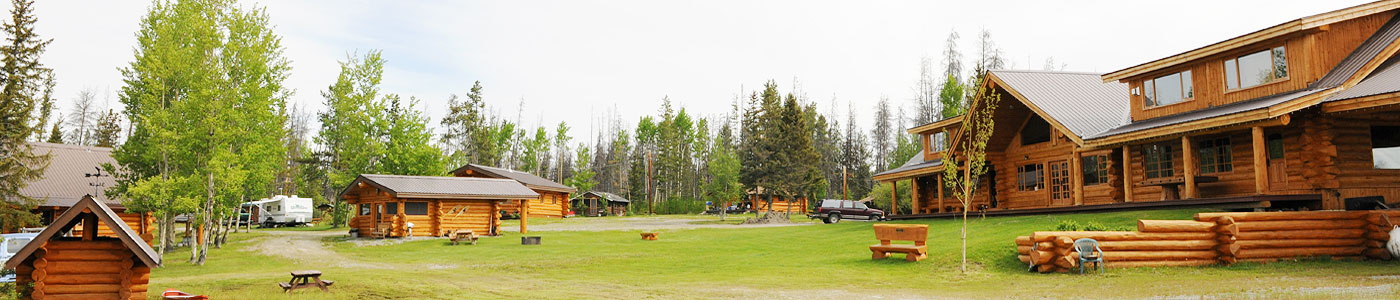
243,195,314,227
809,199,884,223
1,233,39,282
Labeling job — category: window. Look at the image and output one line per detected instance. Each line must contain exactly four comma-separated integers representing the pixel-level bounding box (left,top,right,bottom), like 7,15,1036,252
853,201,869,209
1017,164,1044,191
1082,154,1109,186
1049,161,1071,200
1267,134,1285,160
1197,138,1233,174
1144,71,1193,107
359,204,371,216
1373,126,1400,169
385,202,398,215
404,202,429,215
1225,46,1288,90
1143,144,1174,179
1021,115,1051,145
930,132,948,152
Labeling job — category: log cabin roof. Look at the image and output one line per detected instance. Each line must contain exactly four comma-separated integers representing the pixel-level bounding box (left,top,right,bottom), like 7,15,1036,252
451,164,578,194
1314,13,1400,90
1085,89,1321,140
342,174,539,200
1329,54,1400,101
987,70,1131,139
16,142,124,209
872,153,943,180
3,195,159,270
574,191,630,203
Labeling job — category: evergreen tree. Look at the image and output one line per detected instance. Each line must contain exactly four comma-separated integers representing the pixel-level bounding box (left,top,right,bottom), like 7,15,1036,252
93,109,122,147
0,0,51,232
870,97,892,171
43,120,59,143
939,74,965,118
566,145,597,193
439,81,489,167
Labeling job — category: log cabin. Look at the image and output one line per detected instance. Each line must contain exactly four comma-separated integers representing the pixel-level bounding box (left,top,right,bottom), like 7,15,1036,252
745,187,809,214
4,143,153,242
572,191,630,217
341,174,539,237
450,164,577,218
878,0,1400,218
3,195,159,300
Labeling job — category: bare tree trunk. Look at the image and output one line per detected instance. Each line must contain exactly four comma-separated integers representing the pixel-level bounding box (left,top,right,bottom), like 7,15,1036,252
196,172,214,265
961,204,968,272
156,212,169,257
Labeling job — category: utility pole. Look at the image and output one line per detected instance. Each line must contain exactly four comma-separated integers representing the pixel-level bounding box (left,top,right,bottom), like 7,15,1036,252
646,151,654,215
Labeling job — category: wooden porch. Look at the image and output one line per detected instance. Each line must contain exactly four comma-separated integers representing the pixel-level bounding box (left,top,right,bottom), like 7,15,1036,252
886,193,1320,220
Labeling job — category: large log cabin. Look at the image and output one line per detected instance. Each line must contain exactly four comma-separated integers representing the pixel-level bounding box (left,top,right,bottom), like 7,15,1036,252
4,195,159,300
4,143,153,241
450,164,577,218
341,174,539,237
877,1,1400,217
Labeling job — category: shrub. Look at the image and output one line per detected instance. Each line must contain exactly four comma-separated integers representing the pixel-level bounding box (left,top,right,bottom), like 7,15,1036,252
1054,220,1134,231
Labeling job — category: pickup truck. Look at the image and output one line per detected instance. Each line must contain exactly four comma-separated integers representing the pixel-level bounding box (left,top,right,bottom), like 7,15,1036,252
809,200,884,223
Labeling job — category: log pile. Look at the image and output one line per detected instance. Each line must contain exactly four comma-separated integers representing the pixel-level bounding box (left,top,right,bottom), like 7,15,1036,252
1015,210,1400,273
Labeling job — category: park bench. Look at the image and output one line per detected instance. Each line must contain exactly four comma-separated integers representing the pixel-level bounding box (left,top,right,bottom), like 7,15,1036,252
279,270,334,293
640,232,659,240
366,226,390,239
450,229,478,245
869,224,928,262
1139,175,1219,200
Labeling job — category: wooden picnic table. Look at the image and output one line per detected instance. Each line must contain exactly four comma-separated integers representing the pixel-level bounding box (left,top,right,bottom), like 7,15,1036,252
451,229,478,245
280,270,333,293
1139,175,1219,200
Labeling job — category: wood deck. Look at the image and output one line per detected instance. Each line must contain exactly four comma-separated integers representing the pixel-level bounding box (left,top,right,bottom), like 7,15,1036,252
887,194,1321,220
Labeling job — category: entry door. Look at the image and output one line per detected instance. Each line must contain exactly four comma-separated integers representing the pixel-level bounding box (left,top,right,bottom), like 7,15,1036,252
1049,161,1073,206
1266,134,1287,188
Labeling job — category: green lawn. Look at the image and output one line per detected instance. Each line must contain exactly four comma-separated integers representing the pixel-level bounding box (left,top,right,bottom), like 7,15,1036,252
147,209,1400,299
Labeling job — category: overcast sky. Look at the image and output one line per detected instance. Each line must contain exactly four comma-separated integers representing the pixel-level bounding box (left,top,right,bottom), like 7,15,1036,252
30,0,1373,144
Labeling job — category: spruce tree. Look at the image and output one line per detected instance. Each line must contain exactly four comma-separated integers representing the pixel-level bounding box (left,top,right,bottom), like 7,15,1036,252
0,0,52,231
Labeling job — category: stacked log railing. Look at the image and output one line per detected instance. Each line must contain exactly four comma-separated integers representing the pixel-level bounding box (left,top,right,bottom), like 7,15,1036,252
1015,211,1400,273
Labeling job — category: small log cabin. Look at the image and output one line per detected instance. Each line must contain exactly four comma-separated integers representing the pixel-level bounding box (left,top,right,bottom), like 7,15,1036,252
3,195,159,300
451,164,577,218
746,187,809,214
877,1,1400,217
572,191,630,217
6,143,153,242
341,174,539,237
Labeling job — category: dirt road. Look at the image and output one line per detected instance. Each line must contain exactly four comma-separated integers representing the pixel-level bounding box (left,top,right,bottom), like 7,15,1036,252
499,216,813,232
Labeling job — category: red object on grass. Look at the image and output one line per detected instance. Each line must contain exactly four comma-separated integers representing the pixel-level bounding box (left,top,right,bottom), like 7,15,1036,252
162,289,210,300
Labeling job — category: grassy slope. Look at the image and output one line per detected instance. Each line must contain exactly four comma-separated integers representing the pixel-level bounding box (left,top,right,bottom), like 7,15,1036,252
150,209,1400,299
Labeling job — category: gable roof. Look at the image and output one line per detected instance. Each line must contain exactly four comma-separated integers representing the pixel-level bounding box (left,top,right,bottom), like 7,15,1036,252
988,70,1131,141
575,191,630,203
1103,0,1400,83
4,195,159,270
451,164,577,194
19,142,123,208
873,153,944,181
340,174,539,200
1328,52,1400,102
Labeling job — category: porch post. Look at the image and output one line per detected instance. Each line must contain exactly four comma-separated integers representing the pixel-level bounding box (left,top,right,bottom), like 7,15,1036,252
521,199,529,234
889,180,898,216
1181,136,1197,199
1252,126,1268,194
937,176,945,213
911,177,921,214
1071,148,1084,206
1123,145,1134,202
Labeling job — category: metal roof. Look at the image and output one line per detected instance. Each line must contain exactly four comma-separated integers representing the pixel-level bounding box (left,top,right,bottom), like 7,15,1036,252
575,191,630,203
990,70,1131,138
451,164,577,193
4,195,159,270
1315,12,1400,90
347,174,539,200
16,142,123,208
1087,89,1320,139
1329,55,1400,101
873,154,944,178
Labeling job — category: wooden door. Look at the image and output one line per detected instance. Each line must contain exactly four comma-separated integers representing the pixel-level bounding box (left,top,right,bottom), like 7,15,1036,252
1266,134,1286,188
1049,161,1073,206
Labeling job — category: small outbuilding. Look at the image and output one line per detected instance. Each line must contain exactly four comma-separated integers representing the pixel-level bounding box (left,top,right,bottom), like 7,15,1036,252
451,164,577,219
572,191,630,217
745,187,809,214
342,174,539,237
3,195,160,300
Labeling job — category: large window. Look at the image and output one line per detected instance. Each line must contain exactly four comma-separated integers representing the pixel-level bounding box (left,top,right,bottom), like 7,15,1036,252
1049,161,1071,200
1373,126,1400,169
1144,71,1193,107
1143,144,1174,179
1082,154,1109,186
1197,137,1233,174
1021,115,1051,145
1017,164,1044,191
404,202,429,215
385,202,399,215
930,132,948,152
1225,46,1289,90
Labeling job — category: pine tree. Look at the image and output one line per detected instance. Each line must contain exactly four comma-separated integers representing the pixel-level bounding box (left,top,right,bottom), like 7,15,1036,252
0,0,50,232
44,121,60,143
93,109,122,147
870,97,893,171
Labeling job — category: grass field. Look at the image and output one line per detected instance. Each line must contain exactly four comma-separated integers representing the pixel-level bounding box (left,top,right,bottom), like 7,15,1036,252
147,208,1400,299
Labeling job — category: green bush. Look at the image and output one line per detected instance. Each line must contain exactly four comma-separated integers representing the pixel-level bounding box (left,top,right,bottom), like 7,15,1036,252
1054,220,1134,231
627,197,708,215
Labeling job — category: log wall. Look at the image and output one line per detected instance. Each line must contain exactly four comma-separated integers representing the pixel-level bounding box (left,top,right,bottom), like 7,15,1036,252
15,238,150,300
435,200,496,236
1015,210,1400,273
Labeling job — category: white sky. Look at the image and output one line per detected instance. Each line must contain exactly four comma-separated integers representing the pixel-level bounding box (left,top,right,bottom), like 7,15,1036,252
30,0,1373,144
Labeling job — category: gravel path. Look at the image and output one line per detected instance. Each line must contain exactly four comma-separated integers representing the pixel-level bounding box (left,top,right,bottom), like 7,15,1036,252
500,216,813,232
244,230,453,270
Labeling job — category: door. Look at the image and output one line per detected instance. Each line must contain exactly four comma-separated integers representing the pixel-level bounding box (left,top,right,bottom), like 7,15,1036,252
1049,161,1073,206
1266,133,1286,188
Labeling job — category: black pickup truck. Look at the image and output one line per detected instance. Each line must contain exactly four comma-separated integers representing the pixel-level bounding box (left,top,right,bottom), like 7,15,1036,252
809,199,884,223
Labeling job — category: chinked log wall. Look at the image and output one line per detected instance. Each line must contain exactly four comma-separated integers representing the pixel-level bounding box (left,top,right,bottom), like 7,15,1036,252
1014,210,1400,273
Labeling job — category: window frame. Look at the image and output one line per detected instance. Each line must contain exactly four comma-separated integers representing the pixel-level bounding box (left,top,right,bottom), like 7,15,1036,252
1223,46,1290,92
385,202,399,215
1143,70,1194,108
1082,154,1110,186
1049,160,1071,200
1143,144,1175,179
1371,125,1400,169
359,204,371,216
1017,163,1045,192
404,201,429,216
1020,115,1052,146
1197,137,1234,174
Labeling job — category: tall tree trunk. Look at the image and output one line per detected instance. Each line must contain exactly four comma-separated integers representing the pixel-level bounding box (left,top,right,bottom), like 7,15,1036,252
196,172,214,265
156,212,169,257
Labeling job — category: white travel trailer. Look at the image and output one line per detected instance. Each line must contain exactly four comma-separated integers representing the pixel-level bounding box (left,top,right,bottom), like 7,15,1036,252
244,195,314,227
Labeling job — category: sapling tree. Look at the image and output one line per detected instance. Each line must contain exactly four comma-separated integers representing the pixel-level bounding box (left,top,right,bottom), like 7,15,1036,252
940,84,1000,272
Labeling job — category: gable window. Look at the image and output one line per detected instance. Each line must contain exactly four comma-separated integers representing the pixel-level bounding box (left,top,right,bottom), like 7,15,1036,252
1373,126,1400,169
1017,163,1044,191
1144,71,1193,107
1082,154,1109,186
1143,144,1174,179
1225,46,1288,90
1020,115,1051,145
404,202,429,215
1049,161,1071,200
1197,137,1233,174
930,132,948,152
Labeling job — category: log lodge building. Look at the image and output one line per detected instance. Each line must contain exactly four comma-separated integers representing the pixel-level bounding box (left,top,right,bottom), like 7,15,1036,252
875,1,1400,218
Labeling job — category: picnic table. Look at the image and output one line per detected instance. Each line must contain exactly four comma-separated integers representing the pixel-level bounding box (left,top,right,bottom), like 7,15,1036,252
450,229,478,245
279,270,333,293
1139,175,1219,200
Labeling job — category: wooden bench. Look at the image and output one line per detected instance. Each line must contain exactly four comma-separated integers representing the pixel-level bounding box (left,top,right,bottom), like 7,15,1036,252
870,224,928,262
1139,175,1219,200
640,232,659,240
450,229,478,245
279,270,333,293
